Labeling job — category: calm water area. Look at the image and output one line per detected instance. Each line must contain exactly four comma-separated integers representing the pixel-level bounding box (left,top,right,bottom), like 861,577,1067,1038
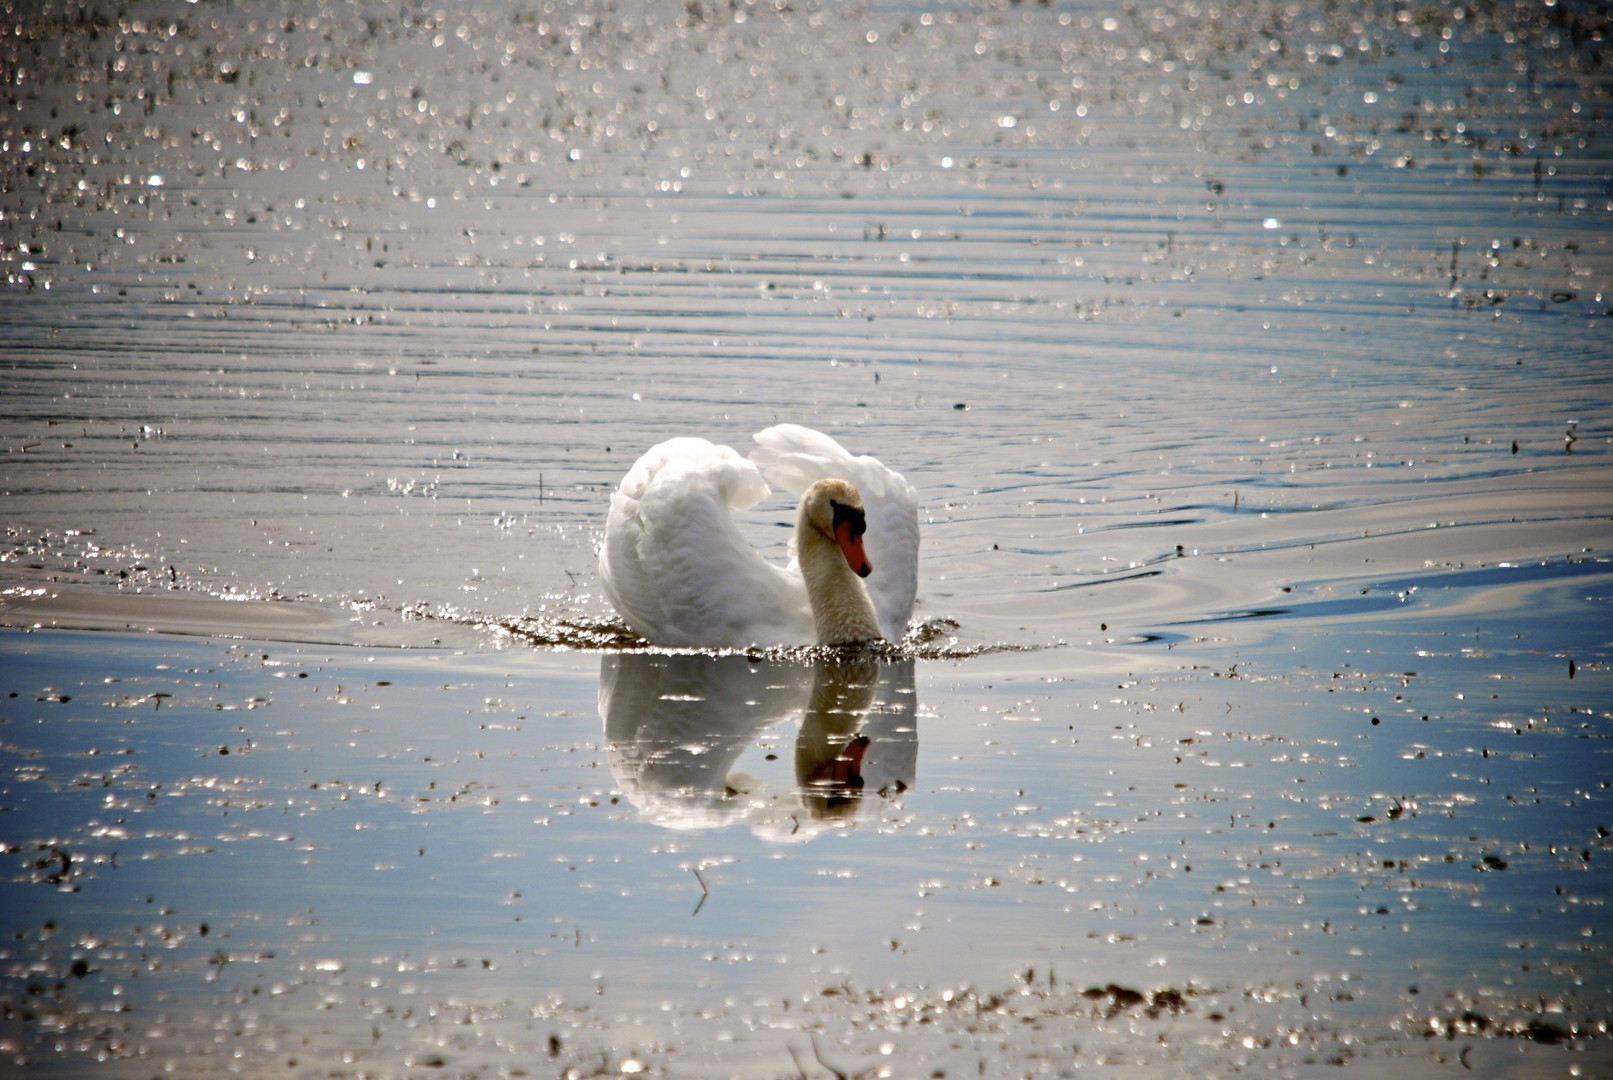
2,1,1611,1076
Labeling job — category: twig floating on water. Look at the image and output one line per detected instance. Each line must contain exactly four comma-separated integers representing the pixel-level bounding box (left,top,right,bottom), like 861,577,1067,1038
809,1033,850,1080
692,867,709,916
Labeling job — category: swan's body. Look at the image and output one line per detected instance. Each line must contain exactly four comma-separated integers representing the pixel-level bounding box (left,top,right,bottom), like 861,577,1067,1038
599,425,918,647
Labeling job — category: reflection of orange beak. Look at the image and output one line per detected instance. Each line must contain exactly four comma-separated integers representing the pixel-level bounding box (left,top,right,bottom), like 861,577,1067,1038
835,520,872,578
812,734,870,788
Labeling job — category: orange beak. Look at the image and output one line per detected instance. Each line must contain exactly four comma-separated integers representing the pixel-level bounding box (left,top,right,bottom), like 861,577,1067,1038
835,520,872,578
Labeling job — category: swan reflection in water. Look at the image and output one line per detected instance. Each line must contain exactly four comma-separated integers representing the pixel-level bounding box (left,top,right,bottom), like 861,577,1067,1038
599,653,917,837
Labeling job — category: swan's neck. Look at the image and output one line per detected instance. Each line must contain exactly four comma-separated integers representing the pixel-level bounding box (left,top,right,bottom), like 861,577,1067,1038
798,515,883,645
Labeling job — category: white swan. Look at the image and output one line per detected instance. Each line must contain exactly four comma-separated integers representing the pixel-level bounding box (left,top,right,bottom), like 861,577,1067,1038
599,425,919,647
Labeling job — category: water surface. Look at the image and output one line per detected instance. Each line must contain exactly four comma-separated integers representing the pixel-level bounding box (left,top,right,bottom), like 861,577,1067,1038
2,1,1610,1075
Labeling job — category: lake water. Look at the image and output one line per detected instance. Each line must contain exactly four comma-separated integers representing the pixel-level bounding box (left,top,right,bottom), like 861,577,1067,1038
2,1,1610,1076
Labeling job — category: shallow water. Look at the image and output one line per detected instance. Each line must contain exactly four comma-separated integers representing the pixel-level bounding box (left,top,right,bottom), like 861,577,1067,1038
2,0,1611,1075
4,583,1610,1077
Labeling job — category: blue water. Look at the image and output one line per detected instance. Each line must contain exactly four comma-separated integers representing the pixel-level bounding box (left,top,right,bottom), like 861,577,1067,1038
3,553,1608,1074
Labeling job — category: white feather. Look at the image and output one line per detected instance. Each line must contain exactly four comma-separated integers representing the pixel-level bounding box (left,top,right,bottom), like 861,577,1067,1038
750,424,920,643
599,427,919,647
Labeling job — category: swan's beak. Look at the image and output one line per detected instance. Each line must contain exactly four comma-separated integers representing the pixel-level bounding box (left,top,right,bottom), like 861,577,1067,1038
835,521,873,578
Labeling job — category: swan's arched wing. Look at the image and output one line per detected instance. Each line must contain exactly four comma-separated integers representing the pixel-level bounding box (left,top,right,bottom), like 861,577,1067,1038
749,425,919,642
600,437,814,647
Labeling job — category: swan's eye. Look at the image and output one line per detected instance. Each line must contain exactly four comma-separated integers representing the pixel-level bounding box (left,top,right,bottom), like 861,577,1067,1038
830,500,866,538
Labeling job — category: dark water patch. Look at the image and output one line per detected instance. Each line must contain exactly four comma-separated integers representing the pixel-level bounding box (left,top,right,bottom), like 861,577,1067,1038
1173,556,1613,631
1107,516,1205,530
1046,568,1165,593
1331,553,1613,600
1124,630,1193,646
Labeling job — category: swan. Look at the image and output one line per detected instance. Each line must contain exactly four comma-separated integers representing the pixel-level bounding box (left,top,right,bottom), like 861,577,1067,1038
599,425,918,647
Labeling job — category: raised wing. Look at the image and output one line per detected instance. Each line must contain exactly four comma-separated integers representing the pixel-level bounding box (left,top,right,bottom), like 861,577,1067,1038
600,437,813,647
749,425,919,642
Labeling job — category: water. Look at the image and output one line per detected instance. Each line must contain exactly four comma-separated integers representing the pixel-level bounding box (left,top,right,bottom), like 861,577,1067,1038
2,1,1610,1075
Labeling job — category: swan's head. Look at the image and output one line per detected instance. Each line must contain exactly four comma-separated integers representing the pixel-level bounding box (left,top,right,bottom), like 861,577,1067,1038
802,478,872,579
